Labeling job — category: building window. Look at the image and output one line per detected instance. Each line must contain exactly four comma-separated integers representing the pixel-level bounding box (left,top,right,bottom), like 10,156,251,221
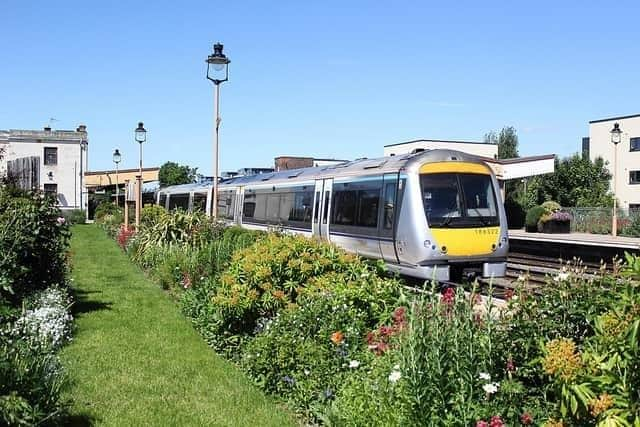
630,171,640,185
629,203,640,211
631,137,640,152
43,184,58,198
44,147,58,165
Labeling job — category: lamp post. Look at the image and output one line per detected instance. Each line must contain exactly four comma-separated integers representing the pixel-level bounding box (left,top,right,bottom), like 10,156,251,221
610,122,622,237
79,138,88,211
135,122,146,227
206,42,230,218
113,149,121,208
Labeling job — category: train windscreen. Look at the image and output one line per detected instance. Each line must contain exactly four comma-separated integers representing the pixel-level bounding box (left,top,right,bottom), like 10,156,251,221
420,173,498,228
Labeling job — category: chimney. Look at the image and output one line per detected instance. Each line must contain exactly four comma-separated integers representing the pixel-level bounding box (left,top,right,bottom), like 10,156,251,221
76,124,87,133
44,125,52,132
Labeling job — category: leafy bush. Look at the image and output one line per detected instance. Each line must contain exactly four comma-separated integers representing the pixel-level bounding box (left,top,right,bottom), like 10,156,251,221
140,204,168,227
541,200,561,214
61,209,86,225
94,201,120,221
242,271,401,416
0,187,70,305
525,205,546,231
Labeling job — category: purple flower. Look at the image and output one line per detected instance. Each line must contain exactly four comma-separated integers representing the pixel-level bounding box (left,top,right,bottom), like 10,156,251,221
550,211,572,222
282,375,296,386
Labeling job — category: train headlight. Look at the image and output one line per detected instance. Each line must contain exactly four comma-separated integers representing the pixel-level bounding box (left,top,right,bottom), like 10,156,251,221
423,240,431,248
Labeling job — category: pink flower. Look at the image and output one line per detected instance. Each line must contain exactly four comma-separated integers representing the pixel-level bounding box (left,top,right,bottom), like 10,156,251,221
476,421,489,427
506,358,516,373
520,412,533,425
489,415,504,427
504,289,515,300
56,217,66,225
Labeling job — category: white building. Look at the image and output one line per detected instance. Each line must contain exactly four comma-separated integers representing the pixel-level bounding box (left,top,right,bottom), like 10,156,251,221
586,114,640,210
0,125,89,211
384,139,498,158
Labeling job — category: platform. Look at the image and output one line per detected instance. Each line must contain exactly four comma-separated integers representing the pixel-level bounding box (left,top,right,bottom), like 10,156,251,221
509,229,640,251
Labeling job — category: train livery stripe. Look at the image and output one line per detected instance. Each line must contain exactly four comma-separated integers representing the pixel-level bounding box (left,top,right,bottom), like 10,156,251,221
419,162,490,175
430,227,500,256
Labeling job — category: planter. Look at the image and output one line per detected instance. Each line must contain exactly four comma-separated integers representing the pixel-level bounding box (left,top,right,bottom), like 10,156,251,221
539,220,570,234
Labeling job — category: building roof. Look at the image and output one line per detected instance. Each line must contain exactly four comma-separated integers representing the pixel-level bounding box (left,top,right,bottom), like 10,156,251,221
589,113,640,124
384,138,493,148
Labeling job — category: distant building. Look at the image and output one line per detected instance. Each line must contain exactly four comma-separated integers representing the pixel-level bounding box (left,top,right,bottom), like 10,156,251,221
274,156,348,171
586,113,640,210
0,125,89,210
383,139,498,158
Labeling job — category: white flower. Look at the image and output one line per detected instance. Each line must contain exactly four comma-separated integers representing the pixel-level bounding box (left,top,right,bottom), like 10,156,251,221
393,364,400,370
482,382,499,394
479,372,491,381
349,360,360,369
554,272,570,282
517,274,526,282
388,370,402,383
304,369,310,376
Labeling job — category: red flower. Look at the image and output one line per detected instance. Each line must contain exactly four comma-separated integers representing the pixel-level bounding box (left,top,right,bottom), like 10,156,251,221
380,325,393,337
476,421,489,427
506,358,516,373
520,412,533,425
330,331,344,345
392,306,406,326
489,415,504,427
366,331,375,345
442,287,455,305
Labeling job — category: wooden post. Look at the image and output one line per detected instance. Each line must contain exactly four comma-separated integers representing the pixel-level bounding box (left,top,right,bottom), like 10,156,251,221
123,179,130,230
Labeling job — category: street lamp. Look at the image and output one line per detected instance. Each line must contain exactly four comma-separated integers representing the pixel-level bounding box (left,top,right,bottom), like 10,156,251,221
206,42,230,218
134,122,146,227
610,122,622,237
79,138,88,211
113,149,121,208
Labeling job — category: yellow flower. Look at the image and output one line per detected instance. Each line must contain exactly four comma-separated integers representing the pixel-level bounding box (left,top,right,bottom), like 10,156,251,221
542,338,582,381
588,393,614,417
543,419,564,427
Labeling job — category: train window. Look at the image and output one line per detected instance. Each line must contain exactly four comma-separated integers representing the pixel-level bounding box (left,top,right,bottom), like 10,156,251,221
459,175,497,219
332,190,356,225
217,191,236,219
314,191,320,223
158,194,167,209
356,189,379,228
289,191,313,222
243,193,257,218
322,191,330,224
193,193,207,212
421,174,462,225
266,194,282,221
168,193,189,211
383,182,396,230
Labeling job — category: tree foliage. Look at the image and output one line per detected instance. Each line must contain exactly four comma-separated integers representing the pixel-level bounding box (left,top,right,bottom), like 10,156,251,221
527,154,613,207
158,161,197,187
484,126,519,159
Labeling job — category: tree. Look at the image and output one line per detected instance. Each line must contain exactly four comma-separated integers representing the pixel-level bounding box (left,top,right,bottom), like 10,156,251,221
158,161,197,187
527,154,613,207
484,126,519,159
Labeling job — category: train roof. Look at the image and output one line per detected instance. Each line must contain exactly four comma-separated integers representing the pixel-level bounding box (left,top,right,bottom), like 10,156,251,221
158,149,490,194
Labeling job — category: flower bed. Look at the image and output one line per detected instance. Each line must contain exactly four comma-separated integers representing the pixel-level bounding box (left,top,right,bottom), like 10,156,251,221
0,185,74,425
116,209,640,425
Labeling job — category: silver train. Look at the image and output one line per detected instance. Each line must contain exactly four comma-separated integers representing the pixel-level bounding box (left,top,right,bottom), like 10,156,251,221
156,149,509,281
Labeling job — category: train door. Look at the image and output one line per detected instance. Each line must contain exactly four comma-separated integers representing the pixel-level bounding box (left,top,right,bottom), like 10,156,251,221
312,179,333,240
235,187,244,225
378,173,400,263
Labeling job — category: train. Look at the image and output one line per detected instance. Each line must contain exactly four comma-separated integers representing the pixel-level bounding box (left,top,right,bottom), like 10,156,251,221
155,149,509,281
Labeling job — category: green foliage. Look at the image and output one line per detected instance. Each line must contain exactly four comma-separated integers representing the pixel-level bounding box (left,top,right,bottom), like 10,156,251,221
158,161,197,186
485,126,519,159
528,155,614,208
525,205,546,230
61,209,86,225
0,186,70,305
140,204,168,227
94,200,121,220
541,200,561,213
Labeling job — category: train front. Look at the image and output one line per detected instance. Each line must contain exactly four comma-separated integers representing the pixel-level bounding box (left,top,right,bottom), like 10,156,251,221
398,153,508,281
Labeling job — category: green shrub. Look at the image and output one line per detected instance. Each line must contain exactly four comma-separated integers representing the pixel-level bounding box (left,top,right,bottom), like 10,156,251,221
140,204,168,227
525,205,546,231
94,201,120,221
541,200,562,214
0,187,70,305
61,209,86,225
241,272,401,416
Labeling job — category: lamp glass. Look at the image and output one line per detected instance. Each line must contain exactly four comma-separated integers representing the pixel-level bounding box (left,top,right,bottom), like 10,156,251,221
113,150,121,164
135,123,146,143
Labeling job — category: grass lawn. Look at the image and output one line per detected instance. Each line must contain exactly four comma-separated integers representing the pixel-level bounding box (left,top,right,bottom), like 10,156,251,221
60,225,295,426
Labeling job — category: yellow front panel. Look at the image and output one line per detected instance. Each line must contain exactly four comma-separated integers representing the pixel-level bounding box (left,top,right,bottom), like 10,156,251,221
430,227,500,256
419,162,491,175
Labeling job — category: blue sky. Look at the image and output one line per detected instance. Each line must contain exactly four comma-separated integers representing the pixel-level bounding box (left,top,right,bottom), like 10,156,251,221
2,0,639,174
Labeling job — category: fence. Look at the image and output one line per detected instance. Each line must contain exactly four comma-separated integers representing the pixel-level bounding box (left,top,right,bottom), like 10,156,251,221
564,207,640,237
7,156,40,190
